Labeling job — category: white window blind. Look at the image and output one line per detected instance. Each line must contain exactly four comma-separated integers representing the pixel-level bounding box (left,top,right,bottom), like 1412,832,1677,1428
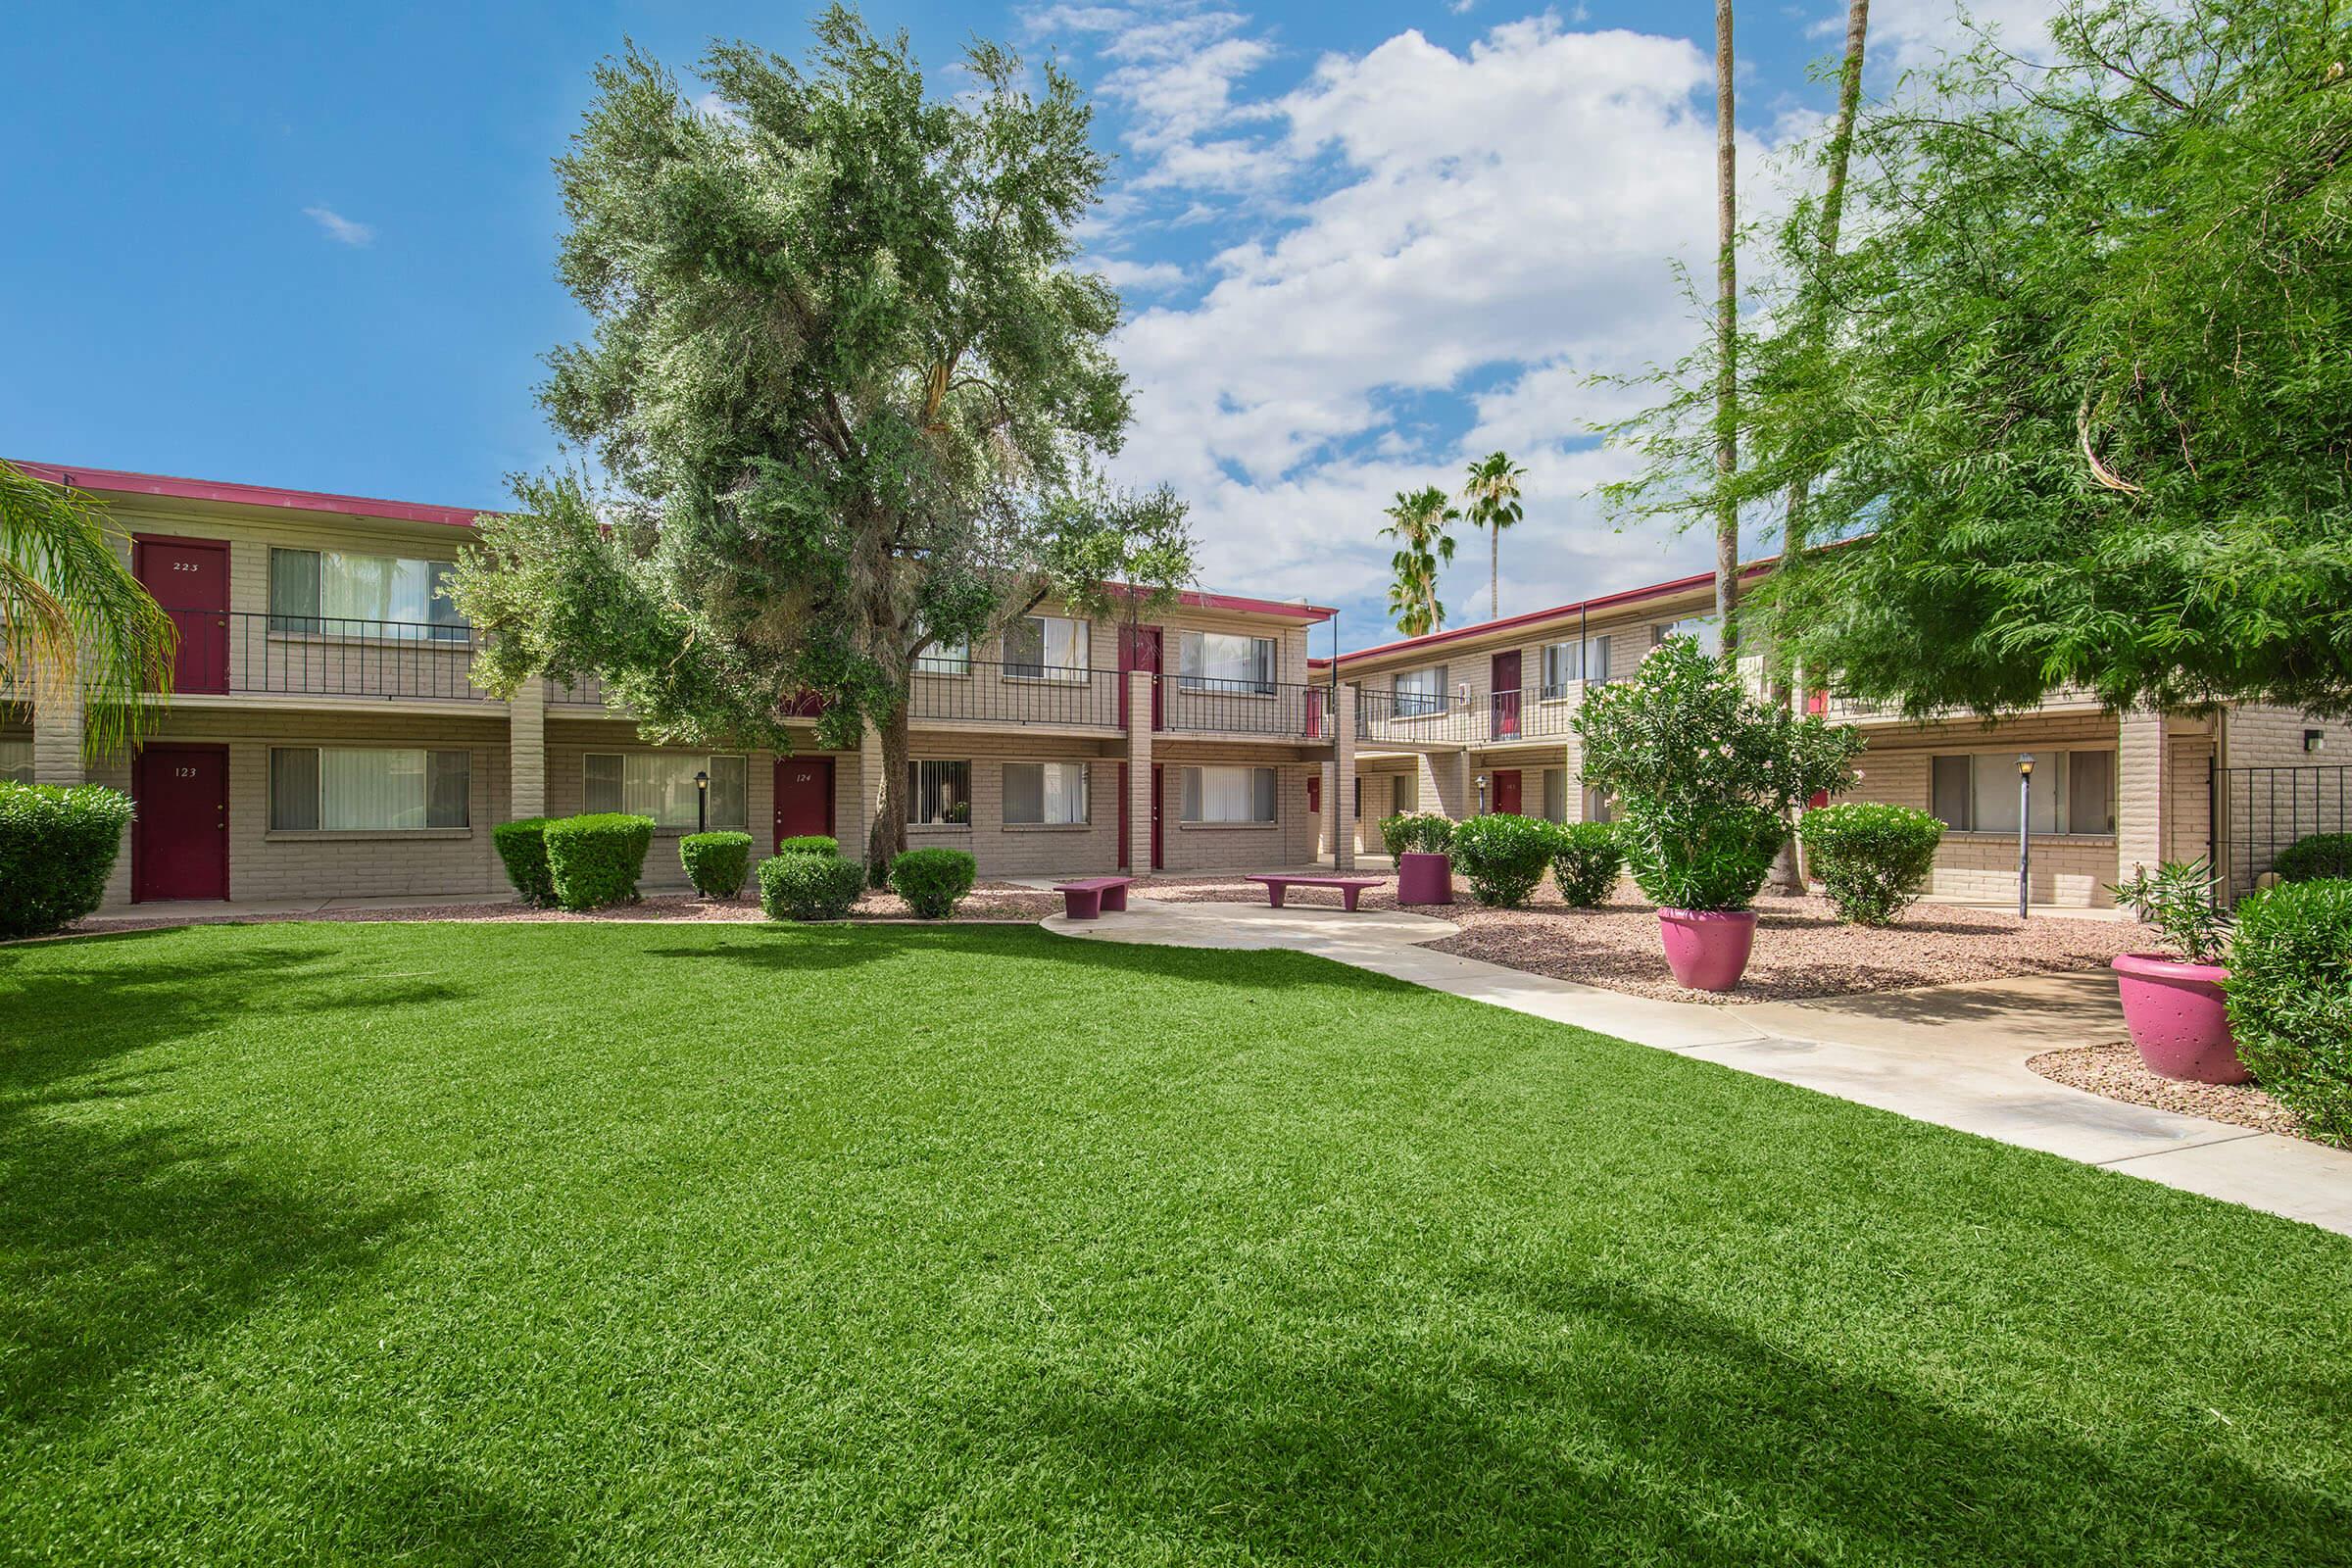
582,754,748,829
0,737,29,785
1393,665,1446,716
1179,631,1275,693
1181,765,1277,823
906,760,972,824
1004,761,1089,825
269,747,468,830
1005,616,1089,681
270,549,465,639
1930,751,2114,834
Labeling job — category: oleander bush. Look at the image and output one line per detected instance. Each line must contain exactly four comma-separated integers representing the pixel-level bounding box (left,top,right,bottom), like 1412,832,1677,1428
1550,821,1625,908
1448,813,1558,907
0,782,133,940
2227,878,2352,1147
492,817,557,906
776,834,840,858
889,847,978,918
679,830,754,899
759,851,866,922
541,812,655,910
1379,811,1455,857
1796,803,1945,926
2275,832,2352,884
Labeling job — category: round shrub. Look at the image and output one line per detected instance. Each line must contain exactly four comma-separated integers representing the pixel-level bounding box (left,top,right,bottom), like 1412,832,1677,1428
0,782,133,940
1380,811,1454,857
759,851,865,922
889,847,977,918
776,834,840,858
541,812,655,910
1796,803,1945,926
2227,879,2352,1147
1550,821,1624,907
679,830,753,899
1448,812,1558,907
492,816,556,906
2275,832,2352,884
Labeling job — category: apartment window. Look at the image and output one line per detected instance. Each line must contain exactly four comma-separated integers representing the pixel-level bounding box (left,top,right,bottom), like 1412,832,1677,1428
0,737,31,784
914,630,970,676
1540,636,1610,697
1652,615,1720,656
270,548,466,639
1178,630,1275,694
1004,761,1090,825
270,747,469,831
1584,785,1612,824
1004,615,1089,681
906,760,972,825
1931,750,2115,834
1541,767,1568,823
1393,665,1447,717
1182,764,1277,824
584,753,748,830
1391,773,1418,814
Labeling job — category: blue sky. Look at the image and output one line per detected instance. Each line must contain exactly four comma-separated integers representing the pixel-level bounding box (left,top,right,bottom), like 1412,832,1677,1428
3,1,2045,643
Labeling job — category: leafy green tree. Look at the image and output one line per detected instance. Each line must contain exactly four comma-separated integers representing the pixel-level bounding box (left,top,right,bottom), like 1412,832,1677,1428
455,10,1189,880
0,462,175,760
1622,0,2352,718
1381,485,1457,636
1459,451,1526,621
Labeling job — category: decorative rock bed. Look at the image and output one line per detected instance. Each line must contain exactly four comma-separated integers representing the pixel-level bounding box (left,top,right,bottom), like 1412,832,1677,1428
2030,1042,2316,1143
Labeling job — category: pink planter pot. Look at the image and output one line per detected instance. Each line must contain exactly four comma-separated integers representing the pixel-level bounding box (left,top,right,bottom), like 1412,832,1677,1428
1658,908,1757,992
1396,852,1454,906
2112,954,2248,1084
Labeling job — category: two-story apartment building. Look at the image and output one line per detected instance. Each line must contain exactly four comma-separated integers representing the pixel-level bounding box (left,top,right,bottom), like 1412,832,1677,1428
4,465,1335,907
1313,564,2352,907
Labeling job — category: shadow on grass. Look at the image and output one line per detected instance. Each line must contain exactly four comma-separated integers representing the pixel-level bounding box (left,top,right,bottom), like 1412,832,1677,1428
322,1461,567,1566
968,1274,2349,1565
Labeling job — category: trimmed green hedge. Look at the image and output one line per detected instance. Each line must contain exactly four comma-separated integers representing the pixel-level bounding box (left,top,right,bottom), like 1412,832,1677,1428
759,852,865,922
492,817,557,906
1379,811,1454,857
1449,813,1557,907
1550,821,1624,907
776,835,840,858
2228,878,2352,1147
542,813,655,910
680,831,753,899
0,782,133,940
889,847,977,918
1796,803,1945,926
2275,832,2352,884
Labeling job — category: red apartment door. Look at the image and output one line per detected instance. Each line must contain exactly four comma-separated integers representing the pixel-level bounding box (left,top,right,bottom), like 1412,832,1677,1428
1490,650,1521,739
773,757,836,846
134,535,230,694
1119,625,1164,729
133,744,229,902
1492,768,1523,815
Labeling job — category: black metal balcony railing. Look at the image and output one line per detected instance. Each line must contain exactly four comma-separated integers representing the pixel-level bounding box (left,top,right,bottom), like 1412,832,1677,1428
545,672,613,709
160,609,498,702
1356,687,1483,747
907,661,1120,728
1157,675,1329,738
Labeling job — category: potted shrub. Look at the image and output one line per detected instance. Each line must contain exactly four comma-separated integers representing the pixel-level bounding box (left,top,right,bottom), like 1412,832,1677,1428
1447,813,1556,908
1381,810,1456,905
2110,858,2245,1083
1574,638,1862,991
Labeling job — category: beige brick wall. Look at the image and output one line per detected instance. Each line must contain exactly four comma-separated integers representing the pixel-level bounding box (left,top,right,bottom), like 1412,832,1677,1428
1154,741,1320,871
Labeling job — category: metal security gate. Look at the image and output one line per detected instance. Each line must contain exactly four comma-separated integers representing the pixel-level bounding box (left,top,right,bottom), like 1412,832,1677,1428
2223,764,2351,899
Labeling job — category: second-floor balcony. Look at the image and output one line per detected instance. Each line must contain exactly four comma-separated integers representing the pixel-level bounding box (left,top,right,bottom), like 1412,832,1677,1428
1157,674,1329,739
909,659,1122,728
159,609,498,703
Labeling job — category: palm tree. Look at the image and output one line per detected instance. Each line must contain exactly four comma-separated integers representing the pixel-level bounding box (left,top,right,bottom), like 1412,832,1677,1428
1712,0,1740,653
1459,451,1526,621
1,462,176,761
1381,486,1457,637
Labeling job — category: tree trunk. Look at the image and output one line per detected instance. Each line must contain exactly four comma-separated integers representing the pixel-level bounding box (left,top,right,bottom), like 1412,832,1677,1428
1491,528,1500,622
867,702,912,888
1714,0,1740,655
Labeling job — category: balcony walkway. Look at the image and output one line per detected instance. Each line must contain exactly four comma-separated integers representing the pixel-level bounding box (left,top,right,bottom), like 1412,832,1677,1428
1040,896,2352,1236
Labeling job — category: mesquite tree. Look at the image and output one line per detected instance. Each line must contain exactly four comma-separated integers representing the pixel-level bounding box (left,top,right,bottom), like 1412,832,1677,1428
457,10,1183,879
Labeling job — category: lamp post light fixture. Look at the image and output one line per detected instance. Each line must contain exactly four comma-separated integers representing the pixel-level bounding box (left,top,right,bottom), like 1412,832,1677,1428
1475,772,1489,816
2016,754,2035,920
693,769,710,834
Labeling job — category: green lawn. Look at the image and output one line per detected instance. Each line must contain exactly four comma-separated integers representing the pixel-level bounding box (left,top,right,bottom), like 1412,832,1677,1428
3,922,2349,1565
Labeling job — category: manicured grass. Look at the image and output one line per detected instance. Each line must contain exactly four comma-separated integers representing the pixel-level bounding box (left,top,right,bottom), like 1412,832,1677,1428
4,921,2350,1564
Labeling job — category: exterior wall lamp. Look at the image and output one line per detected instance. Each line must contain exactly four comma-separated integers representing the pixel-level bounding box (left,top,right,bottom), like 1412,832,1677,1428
694,768,710,834
2016,754,2035,920
1474,772,1489,815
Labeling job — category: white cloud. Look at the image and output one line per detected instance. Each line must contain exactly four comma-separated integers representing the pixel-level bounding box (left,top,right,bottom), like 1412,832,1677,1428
303,206,374,247
1094,256,1193,291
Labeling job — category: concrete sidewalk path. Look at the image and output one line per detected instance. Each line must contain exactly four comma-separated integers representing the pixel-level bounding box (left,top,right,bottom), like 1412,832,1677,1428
1044,897,2352,1236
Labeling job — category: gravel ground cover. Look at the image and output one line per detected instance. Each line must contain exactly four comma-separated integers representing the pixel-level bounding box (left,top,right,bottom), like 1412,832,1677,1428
1137,873,2158,1004
2030,1043,2316,1142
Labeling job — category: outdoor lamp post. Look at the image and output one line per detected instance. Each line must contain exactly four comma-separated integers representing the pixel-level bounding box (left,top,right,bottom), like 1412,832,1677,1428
694,769,710,834
2016,754,2035,920
1475,772,1489,816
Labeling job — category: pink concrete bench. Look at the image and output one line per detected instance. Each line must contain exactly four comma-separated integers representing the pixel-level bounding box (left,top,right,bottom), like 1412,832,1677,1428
1247,874,1386,911
1053,875,1134,919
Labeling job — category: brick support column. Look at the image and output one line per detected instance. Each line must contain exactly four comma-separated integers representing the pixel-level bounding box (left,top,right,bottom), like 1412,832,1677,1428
2117,710,2171,882
1125,670,1154,873
508,677,547,820
32,687,85,784
1420,748,1472,820
1330,681,1356,872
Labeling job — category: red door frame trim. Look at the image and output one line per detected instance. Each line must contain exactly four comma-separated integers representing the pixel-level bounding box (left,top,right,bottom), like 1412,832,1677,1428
133,741,230,904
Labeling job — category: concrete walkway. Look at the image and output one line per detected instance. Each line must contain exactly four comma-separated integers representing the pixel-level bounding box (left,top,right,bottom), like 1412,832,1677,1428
1044,897,2352,1236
